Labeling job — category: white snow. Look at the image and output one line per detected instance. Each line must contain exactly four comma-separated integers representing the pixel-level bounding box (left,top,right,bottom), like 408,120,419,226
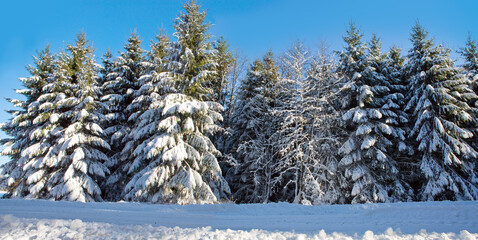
352,72,362,81
361,136,376,150
0,199,477,239
49,113,59,124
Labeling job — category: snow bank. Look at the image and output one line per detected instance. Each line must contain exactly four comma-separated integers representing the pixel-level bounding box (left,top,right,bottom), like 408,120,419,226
0,215,476,240
0,199,477,239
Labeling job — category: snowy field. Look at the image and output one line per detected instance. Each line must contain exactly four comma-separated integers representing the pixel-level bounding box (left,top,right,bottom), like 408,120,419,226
0,198,477,239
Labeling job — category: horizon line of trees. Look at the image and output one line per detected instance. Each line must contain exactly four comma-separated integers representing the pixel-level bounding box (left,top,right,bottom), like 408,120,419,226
1,1,478,204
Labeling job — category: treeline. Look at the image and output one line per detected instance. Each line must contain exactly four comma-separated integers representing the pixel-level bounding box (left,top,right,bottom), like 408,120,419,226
1,1,478,204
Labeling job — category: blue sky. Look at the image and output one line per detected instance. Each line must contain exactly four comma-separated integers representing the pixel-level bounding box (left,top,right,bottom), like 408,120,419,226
0,0,477,167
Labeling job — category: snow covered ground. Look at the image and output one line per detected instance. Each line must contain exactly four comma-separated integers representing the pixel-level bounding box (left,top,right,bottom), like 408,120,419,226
0,199,477,239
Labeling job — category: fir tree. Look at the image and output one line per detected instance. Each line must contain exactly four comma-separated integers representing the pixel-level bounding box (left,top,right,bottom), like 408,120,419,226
459,34,478,75
210,36,235,106
4,34,110,202
459,34,478,173
46,34,110,202
337,23,368,81
123,1,230,204
1,46,55,197
338,32,410,203
381,46,416,191
164,0,216,99
404,23,478,200
101,33,148,200
227,51,280,203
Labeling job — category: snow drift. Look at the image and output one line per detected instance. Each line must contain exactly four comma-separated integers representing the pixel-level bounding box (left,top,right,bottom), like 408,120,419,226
0,199,477,239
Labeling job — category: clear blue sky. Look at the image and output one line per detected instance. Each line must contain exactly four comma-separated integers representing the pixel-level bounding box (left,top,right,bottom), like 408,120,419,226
0,0,477,167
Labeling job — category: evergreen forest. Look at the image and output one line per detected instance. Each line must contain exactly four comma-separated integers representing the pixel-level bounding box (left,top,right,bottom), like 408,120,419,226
2,1,478,205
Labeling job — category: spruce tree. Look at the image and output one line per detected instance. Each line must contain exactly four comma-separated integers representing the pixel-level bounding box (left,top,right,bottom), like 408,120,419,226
381,46,416,192
338,30,409,203
123,0,229,204
336,24,367,203
459,34,478,173
46,34,110,202
459,34,478,75
118,31,171,201
3,34,110,202
337,23,368,83
210,36,235,106
164,0,216,99
98,50,114,88
405,24,478,200
110,32,147,148
148,30,170,74
1,46,55,197
101,33,148,200
227,51,280,203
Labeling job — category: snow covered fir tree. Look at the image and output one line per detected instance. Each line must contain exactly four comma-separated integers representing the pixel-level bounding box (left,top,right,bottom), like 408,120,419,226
404,23,478,201
225,50,281,203
100,33,150,201
337,26,411,203
0,46,56,198
120,1,230,204
1,1,478,205
1,34,110,202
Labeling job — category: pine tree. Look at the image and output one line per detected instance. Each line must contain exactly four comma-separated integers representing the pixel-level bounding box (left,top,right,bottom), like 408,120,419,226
227,51,280,203
405,23,478,200
1,46,55,197
123,0,230,204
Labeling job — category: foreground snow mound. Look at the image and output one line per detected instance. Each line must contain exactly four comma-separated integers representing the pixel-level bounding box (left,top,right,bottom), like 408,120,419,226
0,199,477,239
1,215,476,240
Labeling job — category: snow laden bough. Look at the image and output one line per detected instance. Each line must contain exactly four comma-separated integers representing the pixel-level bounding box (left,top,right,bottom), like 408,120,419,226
123,93,230,204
